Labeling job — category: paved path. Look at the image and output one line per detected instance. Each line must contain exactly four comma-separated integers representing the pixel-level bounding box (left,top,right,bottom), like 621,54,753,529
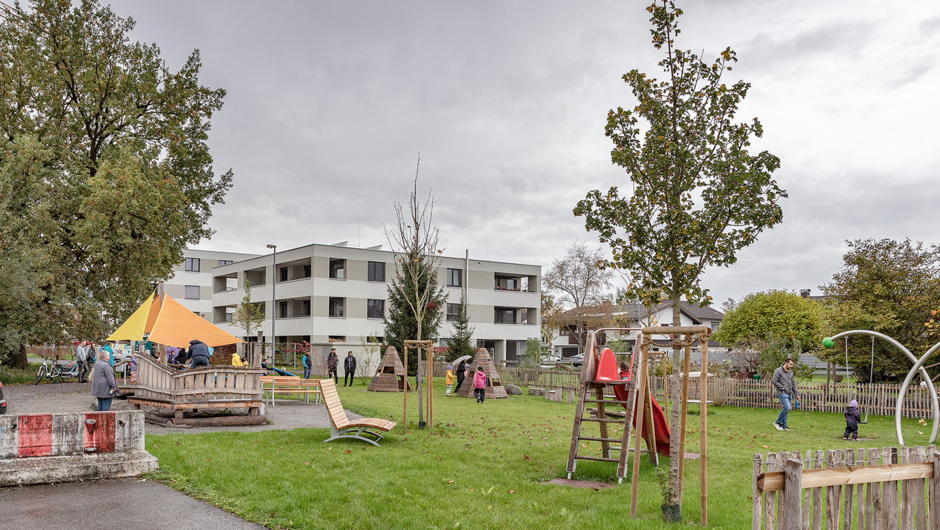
0,477,263,529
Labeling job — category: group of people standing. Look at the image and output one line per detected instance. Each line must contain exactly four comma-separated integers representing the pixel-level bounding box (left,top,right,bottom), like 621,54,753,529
312,348,357,386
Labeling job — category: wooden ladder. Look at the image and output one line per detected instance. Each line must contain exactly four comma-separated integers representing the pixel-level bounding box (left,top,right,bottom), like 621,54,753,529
566,380,638,483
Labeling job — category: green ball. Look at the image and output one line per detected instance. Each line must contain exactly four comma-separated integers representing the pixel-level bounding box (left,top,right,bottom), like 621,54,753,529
822,337,834,349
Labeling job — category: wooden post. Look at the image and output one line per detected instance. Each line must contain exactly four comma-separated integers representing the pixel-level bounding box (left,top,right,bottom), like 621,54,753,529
630,340,649,518
900,446,912,528
930,452,940,530
677,342,692,499
403,344,408,429
753,453,763,530
764,452,778,530
882,447,898,530
783,457,803,530
700,336,708,527
844,448,855,529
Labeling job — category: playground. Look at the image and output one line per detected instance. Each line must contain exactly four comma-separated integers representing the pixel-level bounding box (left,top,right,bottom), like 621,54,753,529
138,376,933,529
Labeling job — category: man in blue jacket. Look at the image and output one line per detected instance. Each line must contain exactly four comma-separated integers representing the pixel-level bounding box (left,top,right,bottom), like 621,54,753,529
189,339,211,369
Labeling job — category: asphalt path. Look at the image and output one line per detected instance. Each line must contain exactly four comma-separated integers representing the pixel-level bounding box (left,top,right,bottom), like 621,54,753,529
0,477,263,530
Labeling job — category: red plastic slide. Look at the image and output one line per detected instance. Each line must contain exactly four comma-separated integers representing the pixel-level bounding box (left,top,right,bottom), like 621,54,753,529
596,348,670,456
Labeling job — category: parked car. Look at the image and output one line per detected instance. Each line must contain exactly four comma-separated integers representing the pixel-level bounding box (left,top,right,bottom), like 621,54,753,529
570,353,585,367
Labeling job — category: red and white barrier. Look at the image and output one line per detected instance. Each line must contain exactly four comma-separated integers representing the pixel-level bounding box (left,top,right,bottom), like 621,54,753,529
0,410,157,486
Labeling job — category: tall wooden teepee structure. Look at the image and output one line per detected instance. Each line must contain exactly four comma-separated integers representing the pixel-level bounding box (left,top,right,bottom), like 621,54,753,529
456,348,507,399
367,346,413,392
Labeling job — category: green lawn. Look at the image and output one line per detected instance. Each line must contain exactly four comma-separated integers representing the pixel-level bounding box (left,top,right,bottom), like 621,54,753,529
143,380,934,529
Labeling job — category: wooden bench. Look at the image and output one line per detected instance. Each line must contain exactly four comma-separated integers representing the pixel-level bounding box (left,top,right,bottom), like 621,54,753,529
260,376,322,406
320,379,397,446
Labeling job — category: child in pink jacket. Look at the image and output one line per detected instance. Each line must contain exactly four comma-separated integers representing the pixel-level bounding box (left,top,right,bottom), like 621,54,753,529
473,366,487,403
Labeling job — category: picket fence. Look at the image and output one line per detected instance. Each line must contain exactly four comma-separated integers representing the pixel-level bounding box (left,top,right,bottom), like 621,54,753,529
498,367,938,419
754,445,940,529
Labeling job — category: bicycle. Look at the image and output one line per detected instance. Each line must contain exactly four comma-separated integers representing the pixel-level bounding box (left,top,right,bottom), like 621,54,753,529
34,357,84,384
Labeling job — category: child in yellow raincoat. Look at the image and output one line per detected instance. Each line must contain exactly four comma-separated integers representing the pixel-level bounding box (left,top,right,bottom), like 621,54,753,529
445,365,455,395
232,352,245,367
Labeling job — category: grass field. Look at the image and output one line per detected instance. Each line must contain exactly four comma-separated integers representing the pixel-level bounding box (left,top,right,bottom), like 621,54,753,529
141,381,933,529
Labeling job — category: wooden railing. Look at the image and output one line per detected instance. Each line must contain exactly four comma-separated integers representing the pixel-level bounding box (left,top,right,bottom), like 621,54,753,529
128,354,264,403
498,367,938,419
754,445,939,529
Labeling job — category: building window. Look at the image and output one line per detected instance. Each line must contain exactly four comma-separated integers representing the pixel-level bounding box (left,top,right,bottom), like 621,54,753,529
330,259,346,279
302,300,311,317
185,257,200,272
218,260,233,266
446,303,459,322
184,285,200,299
329,336,346,343
368,261,386,282
367,299,384,319
303,265,311,278
329,297,345,318
224,313,233,323
447,268,462,287
710,322,719,331
560,328,569,336
279,301,288,318
495,308,516,324
280,267,288,282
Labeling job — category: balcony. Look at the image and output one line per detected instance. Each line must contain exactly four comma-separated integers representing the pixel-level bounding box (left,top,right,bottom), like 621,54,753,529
494,273,538,293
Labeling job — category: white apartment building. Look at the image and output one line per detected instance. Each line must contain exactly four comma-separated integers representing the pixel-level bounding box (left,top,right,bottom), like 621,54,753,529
165,248,261,320
208,243,541,366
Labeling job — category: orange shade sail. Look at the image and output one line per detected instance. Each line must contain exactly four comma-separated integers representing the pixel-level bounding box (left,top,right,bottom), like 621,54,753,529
108,291,243,348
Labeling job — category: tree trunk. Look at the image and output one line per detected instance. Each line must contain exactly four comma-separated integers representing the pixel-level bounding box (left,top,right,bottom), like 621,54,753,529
8,344,30,369
668,295,683,506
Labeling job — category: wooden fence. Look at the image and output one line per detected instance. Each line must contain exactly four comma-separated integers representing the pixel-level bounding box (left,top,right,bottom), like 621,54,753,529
25,345,74,360
754,445,940,529
498,367,938,419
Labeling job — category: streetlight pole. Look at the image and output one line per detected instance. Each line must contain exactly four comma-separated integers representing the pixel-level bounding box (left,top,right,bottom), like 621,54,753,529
266,244,277,365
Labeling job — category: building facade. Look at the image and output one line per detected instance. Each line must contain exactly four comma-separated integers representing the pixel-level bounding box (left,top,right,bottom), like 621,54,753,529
165,248,261,320
204,243,541,368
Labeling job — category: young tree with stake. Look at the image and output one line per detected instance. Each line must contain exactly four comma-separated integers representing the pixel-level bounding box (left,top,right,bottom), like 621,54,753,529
573,1,785,511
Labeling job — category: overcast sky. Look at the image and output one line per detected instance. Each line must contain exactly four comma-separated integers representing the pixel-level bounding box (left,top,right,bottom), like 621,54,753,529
121,0,940,308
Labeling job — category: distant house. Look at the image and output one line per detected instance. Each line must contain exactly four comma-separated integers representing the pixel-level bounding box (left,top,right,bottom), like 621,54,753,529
551,300,726,362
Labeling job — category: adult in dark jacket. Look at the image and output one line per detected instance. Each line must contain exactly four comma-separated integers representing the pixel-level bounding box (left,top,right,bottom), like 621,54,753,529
91,350,118,411
189,340,211,369
344,351,357,386
771,358,798,431
455,360,467,390
326,348,338,383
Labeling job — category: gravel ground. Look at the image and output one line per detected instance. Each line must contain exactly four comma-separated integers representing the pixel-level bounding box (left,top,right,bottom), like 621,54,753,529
1,381,363,435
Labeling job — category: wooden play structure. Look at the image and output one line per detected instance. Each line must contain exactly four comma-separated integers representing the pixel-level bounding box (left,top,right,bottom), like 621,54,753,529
565,326,711,524
321,379,397,446
127,354,265,426
367,346,414,392
455,348,507,400
112,282,265,427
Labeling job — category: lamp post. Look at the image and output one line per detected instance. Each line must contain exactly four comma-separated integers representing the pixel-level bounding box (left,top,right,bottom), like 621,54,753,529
266,244,277,364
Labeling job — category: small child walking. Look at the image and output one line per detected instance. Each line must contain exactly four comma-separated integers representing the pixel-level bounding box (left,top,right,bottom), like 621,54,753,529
473,366,487,403
844,399,861,441
445,365,455,395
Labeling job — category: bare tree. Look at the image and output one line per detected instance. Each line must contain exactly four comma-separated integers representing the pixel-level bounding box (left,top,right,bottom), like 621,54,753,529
385,155,446,426
543,243,614,352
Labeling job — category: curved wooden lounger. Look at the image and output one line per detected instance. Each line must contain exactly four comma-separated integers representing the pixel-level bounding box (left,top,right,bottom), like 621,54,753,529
320,379,397,446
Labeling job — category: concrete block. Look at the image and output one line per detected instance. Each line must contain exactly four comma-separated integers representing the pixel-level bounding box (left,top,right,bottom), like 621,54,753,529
0,410,158,486
528,387,544,396
0,451,159,487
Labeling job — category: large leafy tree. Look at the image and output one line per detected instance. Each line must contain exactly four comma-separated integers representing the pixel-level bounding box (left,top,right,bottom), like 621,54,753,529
713,290,824,350
821,238,940,382
0,0,232,365
572,1,784,509
713,290,823,376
